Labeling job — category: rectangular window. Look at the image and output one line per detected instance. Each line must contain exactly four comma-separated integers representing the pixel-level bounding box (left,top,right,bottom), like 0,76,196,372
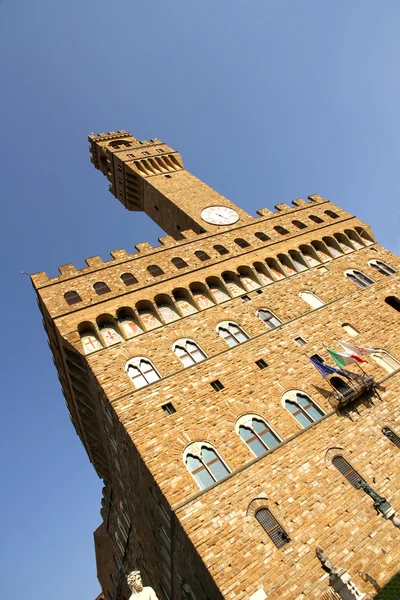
255,358,268,369
210,380,224,391
294,336,307,346
162,402,176,415
310,353,324,363
241,295,251,302
256,289,263,295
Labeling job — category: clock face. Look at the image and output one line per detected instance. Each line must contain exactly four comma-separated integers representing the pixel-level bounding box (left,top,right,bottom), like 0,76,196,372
201,206,239,225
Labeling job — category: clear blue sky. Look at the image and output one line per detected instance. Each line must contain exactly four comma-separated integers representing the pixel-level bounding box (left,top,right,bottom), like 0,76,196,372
1,2,399,599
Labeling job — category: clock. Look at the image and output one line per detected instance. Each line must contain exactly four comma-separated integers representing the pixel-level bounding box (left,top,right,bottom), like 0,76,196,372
201,206,239,225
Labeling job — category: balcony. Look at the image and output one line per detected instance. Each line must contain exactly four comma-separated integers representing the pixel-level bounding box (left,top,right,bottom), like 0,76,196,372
327,373,375,409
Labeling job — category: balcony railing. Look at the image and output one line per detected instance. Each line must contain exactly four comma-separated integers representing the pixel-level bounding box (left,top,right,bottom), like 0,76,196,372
327,373,375,408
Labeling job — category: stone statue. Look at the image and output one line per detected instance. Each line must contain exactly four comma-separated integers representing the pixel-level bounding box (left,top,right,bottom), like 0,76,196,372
316,547,339,576
355,479,400,527
127,571,159,600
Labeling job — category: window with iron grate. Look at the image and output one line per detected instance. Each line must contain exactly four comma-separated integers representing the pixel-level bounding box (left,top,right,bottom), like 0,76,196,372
255,508,290,548
383,427,400,449
332,456,365,488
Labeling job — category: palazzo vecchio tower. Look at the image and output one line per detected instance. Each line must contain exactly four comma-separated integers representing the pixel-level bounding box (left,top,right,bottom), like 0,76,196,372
32,130,400,600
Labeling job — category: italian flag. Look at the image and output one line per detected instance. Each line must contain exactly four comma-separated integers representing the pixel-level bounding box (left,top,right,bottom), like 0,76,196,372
339,340,376,357
327,348,367,368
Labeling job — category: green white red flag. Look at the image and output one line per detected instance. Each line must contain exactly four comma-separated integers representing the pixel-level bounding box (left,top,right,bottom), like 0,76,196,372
327,348,367,368
339,340,376,357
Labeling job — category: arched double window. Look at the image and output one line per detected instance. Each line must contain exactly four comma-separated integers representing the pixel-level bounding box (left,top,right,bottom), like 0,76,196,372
345,270,374,288
332,455,364,488
284,391,324,428
237,415,281,456
299,291,325,309
217,322,249,347
126,357,161,389
368,260,396,276
64,291,82,305
173,339,207,367
255,508,290,548
257,309,281,329
184,443,230,489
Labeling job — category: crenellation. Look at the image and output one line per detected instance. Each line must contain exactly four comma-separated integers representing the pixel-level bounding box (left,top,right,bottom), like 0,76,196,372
274,203,292,212
134,241,156,253
85,256,105,268
109,249,129,260
58,263,78,276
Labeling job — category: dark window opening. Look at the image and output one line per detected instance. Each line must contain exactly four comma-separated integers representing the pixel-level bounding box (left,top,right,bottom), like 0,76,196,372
325,210,339,219
255,508,290,548
147,265,164,277
172,257,188,269
309,215,324,224
274,226,289,235
214,244,229,255
294,336,306,346
254,232,270,241
120,273,138,286
93,282,110,295
255,359,268,369
292,220,307,229
332,456,365,488
164,174,172,179
385,296,400,312
383,427,400,449
210,380,224,391
162,402,176,416
64,291,82,305
241,295,251,303
310,353,324,363
235,238,250,248
195,250,210,261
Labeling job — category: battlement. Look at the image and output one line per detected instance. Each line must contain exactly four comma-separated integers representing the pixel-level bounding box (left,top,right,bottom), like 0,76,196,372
31,195,356,289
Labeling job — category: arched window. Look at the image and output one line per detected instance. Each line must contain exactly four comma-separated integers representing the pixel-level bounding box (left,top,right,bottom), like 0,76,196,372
292,220,307,230
383,427,400,449
342,323,359,337
309,215,324,224
120,272,138,286
93,281,110,295
274,225,289,235
257,309,282,329
98,321,123,346
214,244,229,255
64,291,82,305
385,296,400,312
80,328,103,354
155,296,180,323
345,270,374,288
217,321,249,347
325,210,339,219
254,232,271,241
235,238,250,248
171,257,188,269
184,443,230,489
173,339,207,367
332,455,364,488
371,350,400,373
117,310,143,338
126,357,161,389
284,392,324,427
237,415,280,456
330,376,353,398
369,260,396,276
299,291,325,309
147,264,164,277
194,250,210,261
255,508,290,548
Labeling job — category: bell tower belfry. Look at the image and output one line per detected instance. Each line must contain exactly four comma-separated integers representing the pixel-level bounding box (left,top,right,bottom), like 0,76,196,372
89,130,253,240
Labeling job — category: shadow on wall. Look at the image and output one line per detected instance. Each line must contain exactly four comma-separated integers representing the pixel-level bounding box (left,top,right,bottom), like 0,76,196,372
372,571,400,600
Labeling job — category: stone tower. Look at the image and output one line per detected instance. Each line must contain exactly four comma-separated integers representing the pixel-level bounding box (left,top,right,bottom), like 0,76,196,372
33,130,400,600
